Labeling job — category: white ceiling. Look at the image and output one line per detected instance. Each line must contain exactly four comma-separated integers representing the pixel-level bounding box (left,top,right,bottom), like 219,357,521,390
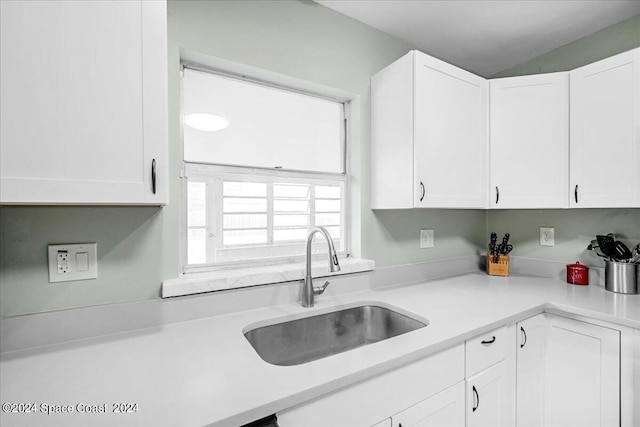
316,1,640,77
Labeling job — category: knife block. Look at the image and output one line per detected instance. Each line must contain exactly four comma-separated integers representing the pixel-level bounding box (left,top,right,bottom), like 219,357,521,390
487,253,510,276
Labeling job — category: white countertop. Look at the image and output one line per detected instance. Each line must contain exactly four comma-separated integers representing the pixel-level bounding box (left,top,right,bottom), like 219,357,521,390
1,272,639,427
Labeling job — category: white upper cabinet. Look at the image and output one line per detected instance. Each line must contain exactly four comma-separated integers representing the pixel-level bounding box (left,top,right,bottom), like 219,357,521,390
371,50,488,209
490,72,569,209
0,0,168,205
570,48,640,208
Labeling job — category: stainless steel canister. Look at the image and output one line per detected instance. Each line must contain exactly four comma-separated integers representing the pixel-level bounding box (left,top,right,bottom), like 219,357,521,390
604,261,639,294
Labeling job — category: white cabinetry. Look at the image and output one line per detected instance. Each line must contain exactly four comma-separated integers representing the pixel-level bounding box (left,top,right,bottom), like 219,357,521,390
570,48,640,208
516,314,545,427
371,50,488,209
391,382,465,427
465,326,515,427
0,0,168,205
489,73,569,208
277,345,465,427
466,361,510,427
544,314,620,427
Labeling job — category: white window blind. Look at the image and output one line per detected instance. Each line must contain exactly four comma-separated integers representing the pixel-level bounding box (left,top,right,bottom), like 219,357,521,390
182,67,345,173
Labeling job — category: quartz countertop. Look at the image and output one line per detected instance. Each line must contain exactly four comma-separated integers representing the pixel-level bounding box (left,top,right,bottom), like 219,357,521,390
1,272,639,427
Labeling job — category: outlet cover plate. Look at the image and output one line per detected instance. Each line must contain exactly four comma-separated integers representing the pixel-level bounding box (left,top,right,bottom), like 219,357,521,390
540,227,555,246
48,243,98,283
420,229,434,249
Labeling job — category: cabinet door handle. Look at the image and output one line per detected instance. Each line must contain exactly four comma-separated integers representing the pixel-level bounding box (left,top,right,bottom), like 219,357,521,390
472,385,479,412
419,181,425,202
520,326,527,348
574,184,578,204
151,158,157,195
481,336,496,345
495,186,499,204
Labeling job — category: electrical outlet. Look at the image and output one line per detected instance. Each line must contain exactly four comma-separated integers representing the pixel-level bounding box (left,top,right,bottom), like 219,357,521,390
48,243,98,283
540,227,555,246
420,229,434,249
57,250,70,274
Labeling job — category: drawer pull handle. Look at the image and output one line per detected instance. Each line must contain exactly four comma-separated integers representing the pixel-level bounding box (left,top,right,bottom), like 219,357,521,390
419,181,425,202
520,326,527,348
151,158,157,195
481,336,496,345
472,385,479,412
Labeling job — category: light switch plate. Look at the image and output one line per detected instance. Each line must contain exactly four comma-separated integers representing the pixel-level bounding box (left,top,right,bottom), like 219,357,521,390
48,243,98,283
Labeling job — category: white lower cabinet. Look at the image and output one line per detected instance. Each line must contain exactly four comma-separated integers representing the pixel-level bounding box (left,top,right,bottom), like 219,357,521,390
371,419,392,427
391,382,465,427
516,313,626,427
277,345,465,427
544,314,620,427
516,314,546,427
466,361,511,427
464,326,515,427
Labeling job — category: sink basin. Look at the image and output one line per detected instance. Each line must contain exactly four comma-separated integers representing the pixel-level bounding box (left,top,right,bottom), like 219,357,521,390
244,304,428,366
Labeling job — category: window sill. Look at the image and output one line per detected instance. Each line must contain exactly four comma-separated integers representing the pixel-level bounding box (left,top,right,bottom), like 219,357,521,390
161,258,375,298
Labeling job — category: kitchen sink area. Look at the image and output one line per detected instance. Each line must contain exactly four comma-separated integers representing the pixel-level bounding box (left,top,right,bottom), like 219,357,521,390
244,304,428,366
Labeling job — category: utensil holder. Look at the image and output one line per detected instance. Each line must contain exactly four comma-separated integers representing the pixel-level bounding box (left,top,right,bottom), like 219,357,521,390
604,261,639,294
487,253,509,276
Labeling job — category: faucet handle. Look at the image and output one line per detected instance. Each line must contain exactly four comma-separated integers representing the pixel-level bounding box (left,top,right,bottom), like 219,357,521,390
314,281,330,295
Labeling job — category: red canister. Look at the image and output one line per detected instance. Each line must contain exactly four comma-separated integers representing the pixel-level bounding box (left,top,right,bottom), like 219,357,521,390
567,262,589,285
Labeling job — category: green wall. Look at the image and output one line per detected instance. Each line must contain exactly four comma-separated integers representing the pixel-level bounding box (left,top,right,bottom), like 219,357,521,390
0,2,638,317
492,15,640,78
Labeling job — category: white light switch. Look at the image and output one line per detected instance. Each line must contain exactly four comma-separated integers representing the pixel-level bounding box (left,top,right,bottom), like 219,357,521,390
76,252,89,271
48,243,98,283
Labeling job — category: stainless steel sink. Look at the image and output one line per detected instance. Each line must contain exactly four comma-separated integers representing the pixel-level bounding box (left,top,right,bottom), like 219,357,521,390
244,304,427,366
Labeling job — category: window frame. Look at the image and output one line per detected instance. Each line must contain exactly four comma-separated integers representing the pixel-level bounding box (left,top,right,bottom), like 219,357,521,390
179,64,351,274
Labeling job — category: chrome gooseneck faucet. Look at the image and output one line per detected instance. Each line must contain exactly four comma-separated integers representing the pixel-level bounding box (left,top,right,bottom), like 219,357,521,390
302,226,341,307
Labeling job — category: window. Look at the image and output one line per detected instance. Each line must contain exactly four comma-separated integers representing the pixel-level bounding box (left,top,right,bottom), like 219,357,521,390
181,66,348,271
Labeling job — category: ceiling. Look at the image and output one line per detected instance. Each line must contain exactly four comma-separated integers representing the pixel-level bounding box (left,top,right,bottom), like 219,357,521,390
315,1,640,77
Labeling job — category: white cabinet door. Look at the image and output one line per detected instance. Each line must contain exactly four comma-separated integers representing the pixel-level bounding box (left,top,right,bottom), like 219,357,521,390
413,52,488,208
544,315,620,427
516,314,545,427
391,382,465,427
490,72,569,209
371,419,392,427
570,48,640,208
466,361,511,427
0,0,167,205
371,50,488,209
278,345,464,427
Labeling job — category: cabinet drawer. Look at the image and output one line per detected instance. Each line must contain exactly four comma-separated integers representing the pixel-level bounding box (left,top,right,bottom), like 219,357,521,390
465,326,507,376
